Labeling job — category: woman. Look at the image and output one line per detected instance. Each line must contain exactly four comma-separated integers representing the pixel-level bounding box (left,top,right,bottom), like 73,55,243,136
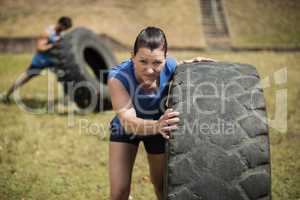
108,26,213,200
1,16,72,102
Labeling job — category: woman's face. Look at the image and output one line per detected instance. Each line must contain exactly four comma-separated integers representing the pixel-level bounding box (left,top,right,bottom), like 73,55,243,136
132,47,166,89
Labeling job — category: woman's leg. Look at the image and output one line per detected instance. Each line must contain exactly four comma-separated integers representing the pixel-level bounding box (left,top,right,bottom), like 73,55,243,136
109,142,138,200
147,153,166,200
6,72,38,98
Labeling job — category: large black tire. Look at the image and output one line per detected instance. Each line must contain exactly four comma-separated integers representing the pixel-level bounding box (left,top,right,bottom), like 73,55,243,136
165,62,271,200
51,27,117,111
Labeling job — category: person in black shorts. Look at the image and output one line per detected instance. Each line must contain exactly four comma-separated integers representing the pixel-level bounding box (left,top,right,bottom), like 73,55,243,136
108,26,214,200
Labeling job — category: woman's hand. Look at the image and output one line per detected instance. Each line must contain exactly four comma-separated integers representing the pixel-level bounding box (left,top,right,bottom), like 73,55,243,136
157,108,180,139
178,57,216,65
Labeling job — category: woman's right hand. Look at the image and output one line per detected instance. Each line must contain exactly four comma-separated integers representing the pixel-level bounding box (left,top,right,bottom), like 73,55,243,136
157,108,180,139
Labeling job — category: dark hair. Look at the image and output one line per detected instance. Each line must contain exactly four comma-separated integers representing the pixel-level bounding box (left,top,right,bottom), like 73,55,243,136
133,26,168,57
58,16,72,29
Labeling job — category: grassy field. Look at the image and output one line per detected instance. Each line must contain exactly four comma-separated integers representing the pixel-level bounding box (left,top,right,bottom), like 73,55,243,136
0,51,300,200
1,0,299,48
0,0,204,48
224,0,300,47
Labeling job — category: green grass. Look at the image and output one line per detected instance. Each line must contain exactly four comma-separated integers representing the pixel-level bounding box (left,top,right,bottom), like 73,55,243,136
0,52,300,199
0,54,156,200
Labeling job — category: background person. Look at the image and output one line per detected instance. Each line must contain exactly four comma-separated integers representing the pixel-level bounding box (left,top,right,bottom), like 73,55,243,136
1,16,72,102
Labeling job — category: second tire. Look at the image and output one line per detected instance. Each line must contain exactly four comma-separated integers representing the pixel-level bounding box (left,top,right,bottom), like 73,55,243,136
51,27,117,111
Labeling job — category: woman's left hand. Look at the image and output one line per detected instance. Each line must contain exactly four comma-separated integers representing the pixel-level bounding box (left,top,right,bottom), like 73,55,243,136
179,57,216,64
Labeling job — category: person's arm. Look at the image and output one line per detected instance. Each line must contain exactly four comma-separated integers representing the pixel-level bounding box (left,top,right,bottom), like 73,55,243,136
108,78,179,139
36,32,53,52
177,56,216,65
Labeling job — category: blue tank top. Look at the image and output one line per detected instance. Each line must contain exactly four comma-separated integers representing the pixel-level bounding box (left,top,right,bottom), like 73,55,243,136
31,26,60,67
108,57,177,135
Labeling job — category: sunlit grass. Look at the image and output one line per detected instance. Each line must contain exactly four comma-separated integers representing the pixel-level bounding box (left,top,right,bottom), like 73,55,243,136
224,0,300,47
0,0,204,48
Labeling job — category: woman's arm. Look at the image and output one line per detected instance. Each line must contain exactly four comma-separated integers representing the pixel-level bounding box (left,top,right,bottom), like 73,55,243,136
108,78,179,139
36,32,53,52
